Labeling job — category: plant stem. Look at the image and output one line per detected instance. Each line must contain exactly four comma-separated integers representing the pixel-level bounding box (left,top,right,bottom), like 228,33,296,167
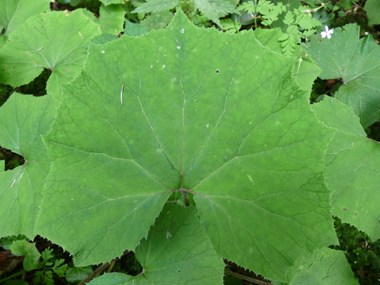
107,260,116,273
181,190,190,206
224,269,272,285
254,0,258,29
180,173,189,206
78,262,110,285
0,270,27,283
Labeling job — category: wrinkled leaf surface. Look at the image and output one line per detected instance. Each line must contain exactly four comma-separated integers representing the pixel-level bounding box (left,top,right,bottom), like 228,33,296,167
38,10,336,281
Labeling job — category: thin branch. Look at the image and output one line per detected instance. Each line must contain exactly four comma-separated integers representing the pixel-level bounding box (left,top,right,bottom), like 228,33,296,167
78,262,110,285
224,269,273,285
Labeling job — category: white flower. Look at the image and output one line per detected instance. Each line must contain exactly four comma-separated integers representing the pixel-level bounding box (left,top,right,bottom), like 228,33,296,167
321,26,334,39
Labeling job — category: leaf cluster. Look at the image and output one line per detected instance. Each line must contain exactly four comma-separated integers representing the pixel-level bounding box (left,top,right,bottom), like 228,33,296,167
238,0,322,56
132,0,239,27
2,238,68,285
34,249,68,285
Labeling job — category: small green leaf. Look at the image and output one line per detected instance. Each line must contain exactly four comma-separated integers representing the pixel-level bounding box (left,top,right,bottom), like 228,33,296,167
98,4,126,35
221,19,241,33
339,0,353,10
10,240,40,271
0,235,27,250
283,11,294,25
296,13,321,30
52,259,68,277
124,19,149,37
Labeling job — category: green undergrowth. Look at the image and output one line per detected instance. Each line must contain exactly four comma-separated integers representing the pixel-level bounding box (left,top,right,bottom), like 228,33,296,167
0,0,380,284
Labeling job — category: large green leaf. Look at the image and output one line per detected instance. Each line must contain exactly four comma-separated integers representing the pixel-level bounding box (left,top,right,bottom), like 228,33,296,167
98,4,126,35
37,10,336,281
0,10,101,97
305,24,380,128
0,93,55,238
312,96,380,241
0,0,50,35
88,204,224,284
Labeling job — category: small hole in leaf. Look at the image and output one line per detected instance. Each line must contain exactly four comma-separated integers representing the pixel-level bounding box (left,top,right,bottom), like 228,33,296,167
216,69,220,74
